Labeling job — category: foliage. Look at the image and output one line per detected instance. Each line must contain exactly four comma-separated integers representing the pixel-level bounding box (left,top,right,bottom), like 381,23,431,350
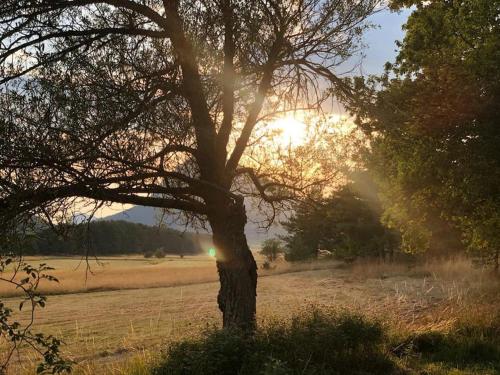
28,221,205,256
152,309,394,375
282,182,399,261
154,248,167,259
259,239,284,262
0,229,71,374
348,0,500,267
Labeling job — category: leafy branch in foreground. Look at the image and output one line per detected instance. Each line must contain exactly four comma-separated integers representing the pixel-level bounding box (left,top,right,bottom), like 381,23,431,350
0,251,71,374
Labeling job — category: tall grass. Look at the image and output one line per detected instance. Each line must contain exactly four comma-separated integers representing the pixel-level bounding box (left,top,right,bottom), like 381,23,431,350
393,310,500,374
348,257,490,281
150,306,500,375
152,308,395,375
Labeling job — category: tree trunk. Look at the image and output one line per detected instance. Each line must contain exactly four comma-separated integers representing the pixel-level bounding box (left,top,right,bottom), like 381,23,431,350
210,199,258,330
494,248,499,274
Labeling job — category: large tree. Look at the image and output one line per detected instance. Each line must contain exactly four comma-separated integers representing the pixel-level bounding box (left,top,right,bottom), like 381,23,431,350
349,0,500,267
0,0,379,329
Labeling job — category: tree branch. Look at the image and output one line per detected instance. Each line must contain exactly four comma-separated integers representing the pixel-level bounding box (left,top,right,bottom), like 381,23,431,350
1,183,208,217
225,35,284,174
215,0,236,165
1,27,168,65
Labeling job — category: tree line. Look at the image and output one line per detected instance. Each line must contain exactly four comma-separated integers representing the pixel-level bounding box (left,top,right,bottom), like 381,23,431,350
281,177,400,262
26,220,206,256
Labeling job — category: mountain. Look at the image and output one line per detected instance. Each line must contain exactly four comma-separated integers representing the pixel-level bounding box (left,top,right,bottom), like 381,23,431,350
101,205,285,248
102,205,170,227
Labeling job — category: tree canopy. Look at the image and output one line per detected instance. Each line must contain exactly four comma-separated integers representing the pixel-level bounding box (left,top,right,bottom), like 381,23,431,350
0,0,378,225
349,0,500,267
282,181,399,262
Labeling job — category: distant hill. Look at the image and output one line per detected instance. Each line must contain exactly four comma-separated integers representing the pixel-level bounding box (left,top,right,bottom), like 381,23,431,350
101,204,285,248
102,205,184,228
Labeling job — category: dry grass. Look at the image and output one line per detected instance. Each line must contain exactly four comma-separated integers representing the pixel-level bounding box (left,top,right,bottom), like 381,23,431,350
0,255,339,297
1,257,498,374
0,255,217,297
348,257,500,332
348,257,482,280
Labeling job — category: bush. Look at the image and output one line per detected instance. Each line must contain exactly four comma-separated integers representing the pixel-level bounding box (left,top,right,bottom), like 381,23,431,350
144,251,154,258
152,309,395,375
154,248,166,258
261,260,275,270
417,319,500,369
260,239,284,262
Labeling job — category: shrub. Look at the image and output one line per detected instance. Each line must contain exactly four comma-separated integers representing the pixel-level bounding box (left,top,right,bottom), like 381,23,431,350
144,251,154,258
154,248,166,258
260,239,284,262
261,260,275,270
152,309,395,375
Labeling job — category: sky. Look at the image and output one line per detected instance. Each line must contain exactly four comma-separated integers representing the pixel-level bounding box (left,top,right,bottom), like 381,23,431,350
94,8,411,219
361,10,411,75
357,9,410,76
328,7,410,126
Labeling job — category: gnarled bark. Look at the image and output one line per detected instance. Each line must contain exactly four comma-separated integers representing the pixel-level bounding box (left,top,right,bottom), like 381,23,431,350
210,199,257,330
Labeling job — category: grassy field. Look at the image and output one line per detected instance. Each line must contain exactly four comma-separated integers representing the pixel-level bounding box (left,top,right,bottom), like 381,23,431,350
1,256,499,374
0,255,219,297
0,254,338,297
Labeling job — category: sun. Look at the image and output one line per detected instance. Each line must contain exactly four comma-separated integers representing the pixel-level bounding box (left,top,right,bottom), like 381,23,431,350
269,116,308,147
261,112,351,149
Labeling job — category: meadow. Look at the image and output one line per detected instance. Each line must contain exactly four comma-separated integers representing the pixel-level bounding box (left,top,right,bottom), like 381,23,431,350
0,255,339,297
1,255,498,374
2,1,499,374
